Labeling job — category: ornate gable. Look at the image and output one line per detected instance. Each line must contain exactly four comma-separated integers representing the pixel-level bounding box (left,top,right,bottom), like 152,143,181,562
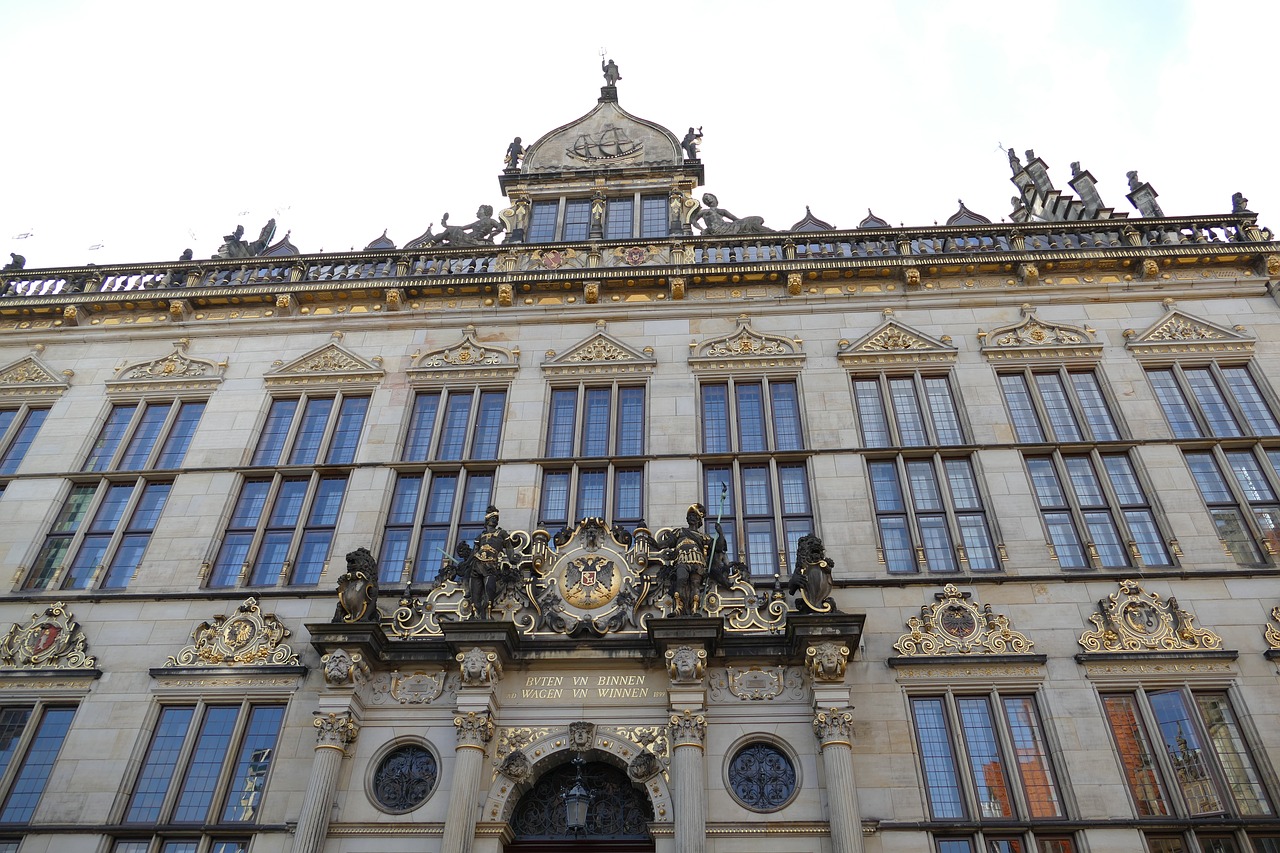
106,338,226,395
0,349,69,399
543,321,655,377
890,585,1035,660
979,304,1101,363
0,602,96,671
689,315,805,373
838,310,956,368
408,325,519,383
264,334,384,389
163,597,300,668
1078,580,1227,658
1124,299,1254,362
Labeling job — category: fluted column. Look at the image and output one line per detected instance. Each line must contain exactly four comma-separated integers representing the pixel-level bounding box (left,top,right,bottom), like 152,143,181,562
290,711,359,853
668,710,707,853
441,710,495,853
814,707,863,853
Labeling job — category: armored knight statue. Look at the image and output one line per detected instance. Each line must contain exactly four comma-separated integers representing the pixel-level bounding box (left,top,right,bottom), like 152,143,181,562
786,533,835,612
691,193,772,236
654,503,730,615
458,506,522,619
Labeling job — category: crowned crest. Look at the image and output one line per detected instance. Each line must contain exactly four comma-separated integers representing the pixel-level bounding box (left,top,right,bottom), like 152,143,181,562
165,597,300,667
0,602,95,670
1078,580,1224,654
892,585,1034,658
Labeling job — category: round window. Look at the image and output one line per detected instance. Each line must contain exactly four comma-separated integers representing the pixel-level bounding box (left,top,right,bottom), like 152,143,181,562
727,742,797,812
371,744,439,813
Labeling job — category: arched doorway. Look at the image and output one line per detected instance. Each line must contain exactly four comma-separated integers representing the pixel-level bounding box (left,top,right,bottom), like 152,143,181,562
505,760,656,852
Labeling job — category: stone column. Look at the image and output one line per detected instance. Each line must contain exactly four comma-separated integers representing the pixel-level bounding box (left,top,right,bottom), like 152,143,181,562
290,710,359,853
668,710,708,853
814,707,864,853
441,710,495,853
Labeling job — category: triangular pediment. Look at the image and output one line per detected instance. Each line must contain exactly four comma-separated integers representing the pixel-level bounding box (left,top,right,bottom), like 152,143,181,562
689,315,805,372
265,338,384,388
106,339,225,395
521,97,681,173
979,305,1101,363
839,312,956,368
0,352,69,399
408,325,519,384
1125,302,1254,362
543,322,655,377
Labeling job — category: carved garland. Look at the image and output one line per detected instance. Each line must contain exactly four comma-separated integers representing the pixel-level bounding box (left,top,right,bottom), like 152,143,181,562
978,305,1101,362
1078,580,1223,654
892,584,1034,657
165,597,300,667
689,315,805,372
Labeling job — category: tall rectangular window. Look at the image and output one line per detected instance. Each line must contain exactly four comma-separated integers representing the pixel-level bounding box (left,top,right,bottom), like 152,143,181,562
699,378,812,576
209,394,366,588
639,194,668,238
120,702,283,850
999,369,1121,443
539,384,645,529
25,400,201,590
526,201,559,243
379,388,506,585
561,199,591,241
0,405,49,478
0,704,76,826
909,692,1071,851
605,198,634,240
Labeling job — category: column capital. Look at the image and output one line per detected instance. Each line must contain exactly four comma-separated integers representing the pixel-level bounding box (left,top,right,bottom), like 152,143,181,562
454,710,495,749
813,706,855,747
668,709,707,748
313,710,360,752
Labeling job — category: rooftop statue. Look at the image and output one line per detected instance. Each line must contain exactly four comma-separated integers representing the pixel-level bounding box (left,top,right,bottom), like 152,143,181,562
681,126,703,161
422,206,506,247
692,193,773,236
2,253,25,272
1127,170,1143,192
1007,147,1021,173
179,248,193,261
602,58,621,86
1233,192,1254,214
504,136,524,170
213,218,276,260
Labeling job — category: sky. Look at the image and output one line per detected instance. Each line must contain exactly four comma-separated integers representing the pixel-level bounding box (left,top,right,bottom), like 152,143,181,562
1,0,1276,269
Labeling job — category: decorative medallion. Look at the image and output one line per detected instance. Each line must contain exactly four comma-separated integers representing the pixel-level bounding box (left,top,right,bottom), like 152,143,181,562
689,315,805,372
409,325,519,382
542,321,655,377
265,339,384,388
1124,300,1254,361
106,338,225,394
374,669,452,705
707,666,805,701
838,310,956,368
619,246,651,266
1078,580,1224,654
978,305,1101,363
165,597,300,667
0,351,70,398
0,602,95,670
892,585,1034,658
540,249,566,270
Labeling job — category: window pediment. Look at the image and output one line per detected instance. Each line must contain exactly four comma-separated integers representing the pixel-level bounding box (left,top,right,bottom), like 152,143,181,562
979,304,1101,364
408,325,519,384
0,602,98,675
1124,300,1254,363
106,338,225,395
156,597,301,674
265,335,384,389
689,315,805,373
1076,579,1233,663
838,311,956,368
542,321,654,377
0,350,69,399
889,584,1040,668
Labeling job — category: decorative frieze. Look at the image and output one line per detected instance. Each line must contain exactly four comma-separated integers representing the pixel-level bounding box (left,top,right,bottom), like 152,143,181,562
1125,298,1254,361
165,597,300,667
264,336,383,388
106,338,225,394
408,324,519,382
1078,580,1224,654
689,315,805,372
707,666,804,702
978,304,1101,362
368,669,455,706
542,320,655,377
892,584,1034,658
837,309,956,367
0,349,70,398
0,602,95,670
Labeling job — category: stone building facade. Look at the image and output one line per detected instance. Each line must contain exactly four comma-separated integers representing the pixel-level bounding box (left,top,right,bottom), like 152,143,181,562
1,72,1279,853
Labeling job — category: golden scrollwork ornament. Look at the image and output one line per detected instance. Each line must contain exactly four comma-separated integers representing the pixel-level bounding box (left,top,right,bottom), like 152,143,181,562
1078,580,1223,654
0,602,95,670
165,597,300,667
892,584,1034,657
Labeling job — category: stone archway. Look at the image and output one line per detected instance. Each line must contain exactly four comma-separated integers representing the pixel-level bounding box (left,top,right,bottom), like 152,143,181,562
506,760,654,849
481,723,673,846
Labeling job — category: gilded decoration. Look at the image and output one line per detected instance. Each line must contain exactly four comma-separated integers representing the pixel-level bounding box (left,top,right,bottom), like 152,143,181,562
689,315,805,373
264,340,384,388
664,645,707,684
1266,606,1280,650
892,584,1034,658
321,648,371,687
408,325,519,382
978,305,1101,362
454,711,495,748
106,338,225,394
0,351,70,398
1124,300,1254,361
707,666,805,702
838,310,956,368
494,727,552,766
165,597,300,667
805,641,849,683
314,711,360,751
1078,580,1224,654
812,707,855,746
668,710,707,747
390,513,791,639
458,647,503,687
0,602,95,670
542,321,656,377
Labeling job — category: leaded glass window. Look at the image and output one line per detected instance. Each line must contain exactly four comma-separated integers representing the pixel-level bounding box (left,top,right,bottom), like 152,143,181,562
371,744,439,813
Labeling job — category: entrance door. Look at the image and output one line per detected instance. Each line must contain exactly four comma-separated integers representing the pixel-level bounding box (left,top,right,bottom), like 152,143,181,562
504,761,655,853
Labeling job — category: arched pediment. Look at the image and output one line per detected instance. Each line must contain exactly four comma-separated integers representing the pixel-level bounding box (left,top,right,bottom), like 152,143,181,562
979,305,1101,363
106,339,226,395
1124,299,1254,362
522,99,682,173
839,310,956,368
689,315,805,372
543,321,655,377
408,325,519,383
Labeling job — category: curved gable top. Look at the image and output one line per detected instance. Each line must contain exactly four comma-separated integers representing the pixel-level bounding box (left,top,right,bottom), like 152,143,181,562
522,99,682,173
